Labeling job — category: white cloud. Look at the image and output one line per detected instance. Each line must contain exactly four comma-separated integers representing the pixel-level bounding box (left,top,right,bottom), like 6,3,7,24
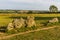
0,0,60,10
10,0,35,3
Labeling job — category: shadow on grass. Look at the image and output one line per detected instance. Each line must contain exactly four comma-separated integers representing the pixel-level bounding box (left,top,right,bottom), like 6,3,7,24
9,16,60,20
9,17,27,19
0,26,7,33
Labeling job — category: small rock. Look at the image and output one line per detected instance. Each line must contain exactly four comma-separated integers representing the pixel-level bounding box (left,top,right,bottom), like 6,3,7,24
49,18,59,23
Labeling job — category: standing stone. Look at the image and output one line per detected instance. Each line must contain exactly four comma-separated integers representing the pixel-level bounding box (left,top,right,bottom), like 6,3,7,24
12,18,25,29
26,16,36,27
12,19,20,28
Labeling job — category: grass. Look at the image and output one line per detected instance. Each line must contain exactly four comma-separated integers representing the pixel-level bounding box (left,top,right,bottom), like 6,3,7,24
0,13,60,40
1,13,60,26
1,13,60,17
0,13,60,30
6,26,41,35
3,26,60,40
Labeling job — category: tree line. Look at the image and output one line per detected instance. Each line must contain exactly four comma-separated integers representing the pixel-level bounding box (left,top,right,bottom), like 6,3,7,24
0,5,59,14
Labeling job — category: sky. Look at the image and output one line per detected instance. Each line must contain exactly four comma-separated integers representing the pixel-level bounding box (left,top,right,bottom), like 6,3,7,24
0,0,60,10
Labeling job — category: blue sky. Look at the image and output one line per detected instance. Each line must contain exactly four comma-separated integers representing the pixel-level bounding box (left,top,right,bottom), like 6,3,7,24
0,0,60,10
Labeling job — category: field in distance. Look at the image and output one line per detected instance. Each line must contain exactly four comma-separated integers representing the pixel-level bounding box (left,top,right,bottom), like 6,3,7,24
0,13,60,27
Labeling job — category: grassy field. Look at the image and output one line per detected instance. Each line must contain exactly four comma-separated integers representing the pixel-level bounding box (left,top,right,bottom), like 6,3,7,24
0,13,60,26
4,26,60,40
0,13,60,17
0,13,60,40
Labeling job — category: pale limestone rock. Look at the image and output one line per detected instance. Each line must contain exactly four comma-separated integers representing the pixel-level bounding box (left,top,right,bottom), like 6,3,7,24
12,18,25,28
49,18,59,23
26,16,36,27
7,23,14,31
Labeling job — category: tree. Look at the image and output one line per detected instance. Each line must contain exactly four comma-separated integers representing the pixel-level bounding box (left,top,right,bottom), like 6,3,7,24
49,5,58,12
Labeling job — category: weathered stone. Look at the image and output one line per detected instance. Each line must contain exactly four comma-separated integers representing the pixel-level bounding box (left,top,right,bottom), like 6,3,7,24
49,18,59,23
12,18,25,28
7,23,14,31
12,19,20,28
7,16,36,30
26,16,36,27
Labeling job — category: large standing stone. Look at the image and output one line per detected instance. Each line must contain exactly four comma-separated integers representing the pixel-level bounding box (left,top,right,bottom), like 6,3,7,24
26,16,36,27
12,18,25,29
12,19,19,28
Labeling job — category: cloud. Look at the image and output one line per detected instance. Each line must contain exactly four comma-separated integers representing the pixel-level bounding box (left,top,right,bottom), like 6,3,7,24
0,0,60,10
10,0,35,3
